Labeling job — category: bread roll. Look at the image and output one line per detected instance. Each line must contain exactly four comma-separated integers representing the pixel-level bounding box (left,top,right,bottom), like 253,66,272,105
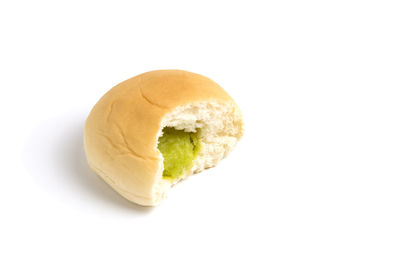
84,70,243,206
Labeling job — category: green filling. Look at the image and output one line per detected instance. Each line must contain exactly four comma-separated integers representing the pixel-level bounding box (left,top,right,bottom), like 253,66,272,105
157,127,200,181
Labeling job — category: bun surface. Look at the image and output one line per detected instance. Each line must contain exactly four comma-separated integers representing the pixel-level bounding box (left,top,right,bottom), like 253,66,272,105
84,70,243,206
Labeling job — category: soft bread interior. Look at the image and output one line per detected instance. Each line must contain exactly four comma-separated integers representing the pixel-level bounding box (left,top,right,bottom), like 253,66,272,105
153,101,243,203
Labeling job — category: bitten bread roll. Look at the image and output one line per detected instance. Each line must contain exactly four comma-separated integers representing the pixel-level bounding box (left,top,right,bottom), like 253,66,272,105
84,70,243,206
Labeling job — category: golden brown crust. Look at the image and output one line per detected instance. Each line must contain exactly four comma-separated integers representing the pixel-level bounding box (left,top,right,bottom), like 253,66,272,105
84,70,235,206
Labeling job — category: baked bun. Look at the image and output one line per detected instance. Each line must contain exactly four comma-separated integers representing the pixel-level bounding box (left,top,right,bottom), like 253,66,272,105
84,70,243,206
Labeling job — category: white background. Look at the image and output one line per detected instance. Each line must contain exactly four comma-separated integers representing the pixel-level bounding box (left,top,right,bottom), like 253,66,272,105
1,0,399,265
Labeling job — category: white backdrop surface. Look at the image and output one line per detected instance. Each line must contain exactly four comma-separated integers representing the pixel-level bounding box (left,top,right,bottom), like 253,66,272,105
1,1,399,265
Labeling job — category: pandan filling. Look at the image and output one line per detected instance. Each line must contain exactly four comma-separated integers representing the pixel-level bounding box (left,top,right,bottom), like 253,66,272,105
157,127,201,180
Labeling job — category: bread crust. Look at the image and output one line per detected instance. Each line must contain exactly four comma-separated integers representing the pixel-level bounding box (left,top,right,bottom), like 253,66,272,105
84,70,236,206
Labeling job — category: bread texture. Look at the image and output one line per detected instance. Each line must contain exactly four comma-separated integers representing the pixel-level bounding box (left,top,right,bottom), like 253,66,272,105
84,70,243,206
